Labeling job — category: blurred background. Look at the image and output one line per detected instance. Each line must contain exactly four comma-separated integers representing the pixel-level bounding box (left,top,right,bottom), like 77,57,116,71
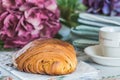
0,0,120,50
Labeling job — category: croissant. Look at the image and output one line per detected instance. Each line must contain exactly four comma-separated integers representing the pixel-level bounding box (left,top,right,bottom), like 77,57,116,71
13,38,77,75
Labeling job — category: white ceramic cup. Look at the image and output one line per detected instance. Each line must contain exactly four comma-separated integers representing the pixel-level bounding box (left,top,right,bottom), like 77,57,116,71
99,27,120,58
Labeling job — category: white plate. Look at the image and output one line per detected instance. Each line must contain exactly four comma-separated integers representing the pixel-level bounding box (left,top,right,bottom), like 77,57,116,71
84,45,120,66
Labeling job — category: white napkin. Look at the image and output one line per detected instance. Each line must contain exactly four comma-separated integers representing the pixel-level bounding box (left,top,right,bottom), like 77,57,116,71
0,51,99,80
2,61,99,80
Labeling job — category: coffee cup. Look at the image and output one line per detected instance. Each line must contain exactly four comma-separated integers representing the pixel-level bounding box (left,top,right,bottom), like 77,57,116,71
99,27,120,58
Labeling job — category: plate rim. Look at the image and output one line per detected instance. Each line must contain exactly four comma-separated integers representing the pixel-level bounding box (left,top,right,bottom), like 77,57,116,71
84,45,120,60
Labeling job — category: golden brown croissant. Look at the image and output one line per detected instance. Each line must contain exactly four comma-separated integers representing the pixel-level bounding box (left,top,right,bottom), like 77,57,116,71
13,38,77,75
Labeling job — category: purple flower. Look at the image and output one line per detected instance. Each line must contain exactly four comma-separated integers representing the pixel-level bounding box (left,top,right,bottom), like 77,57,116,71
83,0,120,16
0,0,61,48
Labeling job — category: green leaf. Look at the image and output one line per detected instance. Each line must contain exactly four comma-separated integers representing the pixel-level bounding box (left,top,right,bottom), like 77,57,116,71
0,40,17,51
0,40,4,50
77,3,87,11
57,0,87,27
0,40,2,43
0,40,4,45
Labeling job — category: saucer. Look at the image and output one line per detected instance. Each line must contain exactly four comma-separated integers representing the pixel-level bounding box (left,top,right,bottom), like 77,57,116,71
84,45,120,66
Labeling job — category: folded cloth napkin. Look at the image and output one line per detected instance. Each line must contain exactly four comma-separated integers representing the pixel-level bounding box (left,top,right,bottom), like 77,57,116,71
74,25,100,32
71,27,99,37
1,61,99,80
79,13,120,26
78,19,115,27
71,25,100,41
73,39,99,49
0,66,20,80
70,32,98,40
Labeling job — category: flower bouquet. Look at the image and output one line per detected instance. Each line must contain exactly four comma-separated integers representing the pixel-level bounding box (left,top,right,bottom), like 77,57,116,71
0,0,61,49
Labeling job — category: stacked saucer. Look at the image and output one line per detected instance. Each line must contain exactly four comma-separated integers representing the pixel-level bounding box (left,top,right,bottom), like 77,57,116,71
84,45,120,66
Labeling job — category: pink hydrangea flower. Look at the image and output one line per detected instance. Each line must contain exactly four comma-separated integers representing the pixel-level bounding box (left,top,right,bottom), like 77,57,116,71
0,0,61,48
